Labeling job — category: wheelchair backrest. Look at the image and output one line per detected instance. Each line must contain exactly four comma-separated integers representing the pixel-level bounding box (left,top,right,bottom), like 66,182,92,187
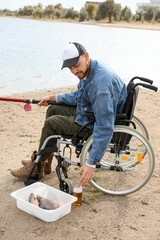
122,80,139,120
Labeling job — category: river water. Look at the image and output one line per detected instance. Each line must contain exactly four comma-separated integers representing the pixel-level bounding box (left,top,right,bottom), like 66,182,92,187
0,17,159,96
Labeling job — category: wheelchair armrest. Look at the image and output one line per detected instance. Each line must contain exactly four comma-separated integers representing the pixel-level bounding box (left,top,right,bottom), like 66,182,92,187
116,113,127,120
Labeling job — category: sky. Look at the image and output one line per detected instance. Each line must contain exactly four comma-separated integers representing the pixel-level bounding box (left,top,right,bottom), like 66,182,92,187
0,0,150,13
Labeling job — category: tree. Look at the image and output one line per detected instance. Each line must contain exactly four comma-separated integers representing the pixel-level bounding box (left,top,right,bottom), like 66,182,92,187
85,4,96,19
144,7,155,22
113,3,121,21
95,0,117,23
121,6,132,22
79,7,88,21
33,6,43,18
65,7,78,19
155,8,160,22
23,5,33,16
95,2,107,20
105,0,115,23
54,3,62,10
135,11,142,21
54,9,61,19
54,3,63,19
44,5,54,18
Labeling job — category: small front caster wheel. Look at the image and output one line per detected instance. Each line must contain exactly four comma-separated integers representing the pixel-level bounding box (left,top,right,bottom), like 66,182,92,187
60,178,73,194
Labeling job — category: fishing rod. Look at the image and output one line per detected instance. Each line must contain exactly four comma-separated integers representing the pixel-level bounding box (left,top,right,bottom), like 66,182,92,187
0,97,59,111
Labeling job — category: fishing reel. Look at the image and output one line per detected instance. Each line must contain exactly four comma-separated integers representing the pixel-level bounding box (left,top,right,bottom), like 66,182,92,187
24,103,32,111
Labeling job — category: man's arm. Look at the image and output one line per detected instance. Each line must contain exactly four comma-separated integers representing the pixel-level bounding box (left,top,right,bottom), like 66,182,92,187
79,91,115,185
56,91,78,106
87,92,115,166
38,90,78,107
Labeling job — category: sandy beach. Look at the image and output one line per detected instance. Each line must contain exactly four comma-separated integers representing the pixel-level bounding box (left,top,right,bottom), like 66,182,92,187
0,86,160,240
81,21,160,31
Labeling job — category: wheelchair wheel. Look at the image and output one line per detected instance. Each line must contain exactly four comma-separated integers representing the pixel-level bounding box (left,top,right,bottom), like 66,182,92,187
80,125,155,195
60,178,73,194
132,115,149,139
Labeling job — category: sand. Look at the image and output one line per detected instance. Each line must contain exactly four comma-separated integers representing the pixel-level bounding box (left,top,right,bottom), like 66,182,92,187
0,86,160,240
81,21,160,31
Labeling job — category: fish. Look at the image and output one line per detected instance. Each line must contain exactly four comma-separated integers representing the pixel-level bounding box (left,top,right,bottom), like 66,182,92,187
36,195,59,210
29,193,39,207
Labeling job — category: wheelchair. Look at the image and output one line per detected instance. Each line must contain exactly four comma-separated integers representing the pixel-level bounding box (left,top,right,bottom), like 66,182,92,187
24,76,158,196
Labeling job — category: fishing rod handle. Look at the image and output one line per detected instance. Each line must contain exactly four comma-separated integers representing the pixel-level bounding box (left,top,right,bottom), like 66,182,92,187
31,99,61,105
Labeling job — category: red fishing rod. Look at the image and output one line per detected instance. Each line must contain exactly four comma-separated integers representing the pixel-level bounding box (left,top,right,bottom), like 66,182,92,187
0,97,58,111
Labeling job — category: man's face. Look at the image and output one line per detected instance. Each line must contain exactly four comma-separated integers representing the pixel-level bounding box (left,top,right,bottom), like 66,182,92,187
69,52,90,79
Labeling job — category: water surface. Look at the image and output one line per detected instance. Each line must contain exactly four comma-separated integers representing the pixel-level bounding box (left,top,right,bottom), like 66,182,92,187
0,17,159,96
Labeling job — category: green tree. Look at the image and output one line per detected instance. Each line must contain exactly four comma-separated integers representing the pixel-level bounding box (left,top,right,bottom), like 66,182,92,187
85,4,96,19
18,8,24,16
95,2,107,20
121,6,132,22
44,5,54,18
95,0,119,23
105,0,115,23
65,7,78,19
54,4,63,19
135,12,142,21
23,5,33,16
54,3,62,10
54,9,61,19
144,6,155,22
113,3,121,21
33,6,43,18
79,7,88,21
155,8,160,22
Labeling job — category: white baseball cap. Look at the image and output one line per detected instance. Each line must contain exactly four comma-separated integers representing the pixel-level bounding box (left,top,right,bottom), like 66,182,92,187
61,42,86,69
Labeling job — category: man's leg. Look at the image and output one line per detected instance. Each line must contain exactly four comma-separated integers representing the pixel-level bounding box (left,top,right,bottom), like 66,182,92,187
38,104,77,161
21,105,77,170
11,105,88,179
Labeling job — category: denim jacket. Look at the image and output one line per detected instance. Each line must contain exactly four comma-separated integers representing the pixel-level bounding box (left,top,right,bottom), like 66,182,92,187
57,59,127,165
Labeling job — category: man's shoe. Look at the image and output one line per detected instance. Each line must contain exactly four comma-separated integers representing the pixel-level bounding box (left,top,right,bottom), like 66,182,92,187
21,150,37,166
10,161,44,179
21,160,32,166
21,153,54,175
44,153,54,174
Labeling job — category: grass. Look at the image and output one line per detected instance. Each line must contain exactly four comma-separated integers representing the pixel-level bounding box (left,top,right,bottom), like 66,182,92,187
92,176,100,182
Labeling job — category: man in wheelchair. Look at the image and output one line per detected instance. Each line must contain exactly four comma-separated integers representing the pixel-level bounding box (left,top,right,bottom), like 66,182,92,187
11,42,127,186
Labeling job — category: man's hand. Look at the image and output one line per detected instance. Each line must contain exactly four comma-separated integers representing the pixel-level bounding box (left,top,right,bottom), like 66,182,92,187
78,164,95,186
38,95,56,106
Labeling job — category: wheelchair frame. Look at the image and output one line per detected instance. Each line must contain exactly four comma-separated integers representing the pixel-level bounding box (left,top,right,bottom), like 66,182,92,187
24,77,158,196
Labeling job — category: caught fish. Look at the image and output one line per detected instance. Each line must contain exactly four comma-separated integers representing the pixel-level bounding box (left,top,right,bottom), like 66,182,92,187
29,193,39,207
37,195,59,210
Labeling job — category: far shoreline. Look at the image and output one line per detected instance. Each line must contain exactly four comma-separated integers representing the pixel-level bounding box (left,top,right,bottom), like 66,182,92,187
1,15,160,31
81,21,160,31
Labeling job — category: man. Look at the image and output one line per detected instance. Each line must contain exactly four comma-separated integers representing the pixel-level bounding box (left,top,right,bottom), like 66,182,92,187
11,42,127,186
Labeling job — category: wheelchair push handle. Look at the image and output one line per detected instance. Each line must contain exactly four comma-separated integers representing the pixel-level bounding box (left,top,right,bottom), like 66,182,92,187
134,83,158,92
131,76,153,85
142,84,158,92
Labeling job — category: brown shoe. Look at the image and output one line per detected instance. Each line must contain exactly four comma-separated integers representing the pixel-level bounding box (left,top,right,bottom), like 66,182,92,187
10,161,44,179
21,150,37,166
21,160,32,166
22,153,54,175
44,153,54,174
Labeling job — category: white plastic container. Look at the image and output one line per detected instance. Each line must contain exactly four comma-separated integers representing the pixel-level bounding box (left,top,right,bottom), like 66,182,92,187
11,182,77,222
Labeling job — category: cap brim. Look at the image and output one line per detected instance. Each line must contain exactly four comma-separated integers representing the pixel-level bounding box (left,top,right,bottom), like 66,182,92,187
61,56,79,70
